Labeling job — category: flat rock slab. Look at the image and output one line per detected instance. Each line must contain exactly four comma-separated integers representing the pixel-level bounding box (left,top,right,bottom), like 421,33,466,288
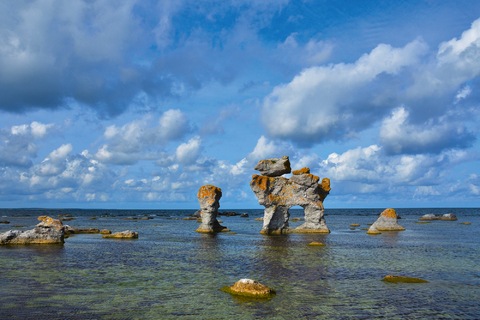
103,230,138,239
382,275,428,283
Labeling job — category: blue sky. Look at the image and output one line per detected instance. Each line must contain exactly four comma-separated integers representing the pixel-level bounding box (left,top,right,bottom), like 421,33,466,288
1,0,480,209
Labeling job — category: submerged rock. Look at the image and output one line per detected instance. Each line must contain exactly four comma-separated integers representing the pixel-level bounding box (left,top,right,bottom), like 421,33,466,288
196,185,230,233
382,275,428,283
307,241,326,246
64,226,100,234
103,230,138,239
0,216,65,245
0,220,10,224
350,223,360,227
367,208,405,232
221,279,276,298
254,156,291,177
250,162,330,235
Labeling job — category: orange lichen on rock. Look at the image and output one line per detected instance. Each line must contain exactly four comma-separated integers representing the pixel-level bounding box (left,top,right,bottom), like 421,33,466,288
37,216,63,229
292,167,310,175
198,185,222,199
381,208,397,219
251,175,277,191
320,178,331,192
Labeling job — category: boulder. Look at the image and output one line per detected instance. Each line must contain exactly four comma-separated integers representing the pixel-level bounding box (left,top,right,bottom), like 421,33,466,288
103,230,138,239
221,279,276,298
250,164,330,235
196,185,230,233
240,213,249,218
254,156,291,177
0,216,65,245
192,210,202,218
367,208,405,232
419,213,458,221
100,229,112,234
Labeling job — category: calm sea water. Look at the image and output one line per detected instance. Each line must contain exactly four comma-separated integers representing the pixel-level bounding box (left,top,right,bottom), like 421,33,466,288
1,208,479,319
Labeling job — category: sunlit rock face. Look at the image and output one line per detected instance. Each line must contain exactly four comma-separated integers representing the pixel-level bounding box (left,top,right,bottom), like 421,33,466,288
0,216,65,245
253,156,291,177
368,208,405,232
196,185,230,233
250,158,330,235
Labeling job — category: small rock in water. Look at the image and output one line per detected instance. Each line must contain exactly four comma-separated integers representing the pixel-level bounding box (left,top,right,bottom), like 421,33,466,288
459,222,471,225
419,213,458,221
240,213,249,218
221,279,276,298
103,230,138,239
350,223,360,227
59,217,75,221
0,221,10,224
90,217,97,220
415,221,431,224
100,229,111,234
382,275,428,283
13,225,24,228
181,217,198,220
307,241,325,246
367,226,381,235
254,218,264,221
57,214,72,217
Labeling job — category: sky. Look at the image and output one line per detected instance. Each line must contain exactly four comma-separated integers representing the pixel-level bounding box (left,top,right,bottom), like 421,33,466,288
1,0,480,209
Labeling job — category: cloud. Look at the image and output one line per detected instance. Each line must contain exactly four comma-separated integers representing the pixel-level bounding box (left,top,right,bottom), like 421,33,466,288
175,136,202,166
95,109,190,165
318,145,478,198
262,38,428,146
379,107,476,155
0,121,54,167
247,135,295,161
262,17,480,151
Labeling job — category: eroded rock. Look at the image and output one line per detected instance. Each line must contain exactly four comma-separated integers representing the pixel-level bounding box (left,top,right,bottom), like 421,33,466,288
0,216,65,245
221,279,276,298
367,208,405,232
196,185,230,233
419,213,458,221
250,164,330,235
103,230,138,238
254,156,291,177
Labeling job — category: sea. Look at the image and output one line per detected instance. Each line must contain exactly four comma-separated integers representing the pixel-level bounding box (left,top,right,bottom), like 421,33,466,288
0,207,479,319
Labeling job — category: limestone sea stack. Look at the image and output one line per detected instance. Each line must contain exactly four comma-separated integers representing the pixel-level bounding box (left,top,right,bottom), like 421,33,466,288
221,279,276,298
250,159,330,235
0,216,65,245
419,213,458,221
367,208,405,232
253,156,291,177
196,185,230,233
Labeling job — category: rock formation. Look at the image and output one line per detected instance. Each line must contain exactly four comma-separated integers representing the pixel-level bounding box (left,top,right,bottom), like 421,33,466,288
196,185,230,233
250,157,331,235
254,156,291,177
367,208,405,232
221,279,276,298
419,213,458,221
103,230,138,238
0,216,65,245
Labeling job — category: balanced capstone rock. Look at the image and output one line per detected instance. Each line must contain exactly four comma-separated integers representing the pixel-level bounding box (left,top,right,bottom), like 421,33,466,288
250,162,331,235
254,156,291,177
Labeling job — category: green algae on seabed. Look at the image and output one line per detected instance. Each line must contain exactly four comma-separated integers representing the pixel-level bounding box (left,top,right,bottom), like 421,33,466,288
382,275,429,283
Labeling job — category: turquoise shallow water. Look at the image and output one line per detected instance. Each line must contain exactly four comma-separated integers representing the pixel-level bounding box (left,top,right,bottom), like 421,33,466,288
1,208,479,319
